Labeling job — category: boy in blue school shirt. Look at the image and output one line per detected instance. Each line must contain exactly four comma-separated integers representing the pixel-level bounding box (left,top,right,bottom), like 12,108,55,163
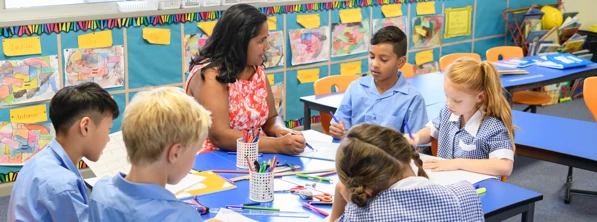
330,26,428,139
89,87,220,222
8,82,120,222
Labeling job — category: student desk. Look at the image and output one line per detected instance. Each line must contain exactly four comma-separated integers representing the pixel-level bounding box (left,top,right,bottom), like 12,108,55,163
300,64,597,130
512,110,597,203
193,131,543,222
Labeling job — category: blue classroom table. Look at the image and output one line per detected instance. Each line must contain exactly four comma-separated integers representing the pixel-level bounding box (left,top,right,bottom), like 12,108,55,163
193,151,542,222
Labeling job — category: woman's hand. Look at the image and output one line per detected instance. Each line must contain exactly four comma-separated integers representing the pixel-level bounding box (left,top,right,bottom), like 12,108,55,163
276,133,306,155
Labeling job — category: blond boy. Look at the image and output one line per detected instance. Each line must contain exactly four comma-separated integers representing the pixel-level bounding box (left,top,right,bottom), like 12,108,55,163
88,87,218,221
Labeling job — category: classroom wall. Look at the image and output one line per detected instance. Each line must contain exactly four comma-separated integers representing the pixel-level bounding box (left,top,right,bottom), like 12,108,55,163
563,0,597,30
0,0,556,181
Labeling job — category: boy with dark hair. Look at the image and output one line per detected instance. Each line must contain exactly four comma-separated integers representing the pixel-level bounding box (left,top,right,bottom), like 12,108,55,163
330,26,428,139
8,82,119,222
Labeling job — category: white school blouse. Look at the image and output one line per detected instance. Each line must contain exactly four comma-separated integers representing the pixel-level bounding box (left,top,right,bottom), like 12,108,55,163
428,105,514,161
336,177,484,222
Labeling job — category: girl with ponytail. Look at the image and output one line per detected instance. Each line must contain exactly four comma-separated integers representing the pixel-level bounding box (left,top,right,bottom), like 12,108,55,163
330,123,483,222
405,57,515,177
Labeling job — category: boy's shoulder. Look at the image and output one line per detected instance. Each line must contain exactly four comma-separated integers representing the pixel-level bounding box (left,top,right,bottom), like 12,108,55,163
16,147,82,195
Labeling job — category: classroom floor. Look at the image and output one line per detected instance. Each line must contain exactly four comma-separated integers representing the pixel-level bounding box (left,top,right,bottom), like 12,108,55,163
0,99,595,221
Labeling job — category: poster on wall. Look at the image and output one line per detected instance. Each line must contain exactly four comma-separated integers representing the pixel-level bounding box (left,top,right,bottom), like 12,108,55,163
63,46,125,89
265,31,285,68
412,15,444,48
289,26,330,66
0,56,60,107
183,34,209,75
415,61,440,75
373,16,408,35
331,19,370,57
0,122,55,166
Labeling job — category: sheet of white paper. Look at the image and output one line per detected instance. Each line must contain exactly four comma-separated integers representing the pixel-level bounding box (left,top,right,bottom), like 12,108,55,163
296,130,340,161
165,174,206,195
420,154,494,185
273,179,299,192
214,208,258,222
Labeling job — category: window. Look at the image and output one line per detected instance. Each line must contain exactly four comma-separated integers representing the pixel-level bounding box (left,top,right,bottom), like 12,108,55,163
5,0,128,9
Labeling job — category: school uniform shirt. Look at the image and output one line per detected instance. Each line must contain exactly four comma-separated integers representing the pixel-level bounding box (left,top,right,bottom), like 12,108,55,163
336,177,484,222
89,173,203,222
333,72,428,133
8,139,89,222
428,105,514,161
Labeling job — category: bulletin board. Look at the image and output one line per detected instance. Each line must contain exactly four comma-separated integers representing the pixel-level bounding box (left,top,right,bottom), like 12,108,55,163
0,0,557,181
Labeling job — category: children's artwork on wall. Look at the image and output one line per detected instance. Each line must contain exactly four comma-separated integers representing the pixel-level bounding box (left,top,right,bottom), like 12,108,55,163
64,46,125,89
331,19,370,57
0,56,60,106
415,61,439,75
412,15,444,48
373,16,407,35
183,34,209,75
271,82,284,120
289,26,330,66
0,122,55,166
265,31,285,68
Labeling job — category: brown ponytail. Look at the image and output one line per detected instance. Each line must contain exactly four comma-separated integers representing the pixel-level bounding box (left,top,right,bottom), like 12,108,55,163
411,151,428,178
445,58,516,149
336,123,428,207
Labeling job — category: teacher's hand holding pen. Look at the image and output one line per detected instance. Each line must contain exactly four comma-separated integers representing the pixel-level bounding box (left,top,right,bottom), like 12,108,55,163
278,132,306,155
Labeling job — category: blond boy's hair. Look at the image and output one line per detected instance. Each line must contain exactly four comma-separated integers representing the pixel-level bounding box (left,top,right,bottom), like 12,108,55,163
122,87,212,165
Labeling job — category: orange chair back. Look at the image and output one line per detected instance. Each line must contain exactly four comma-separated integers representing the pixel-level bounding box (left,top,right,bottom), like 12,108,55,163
313,75,361,134
400,63,415,78
486,46,524,62
584,77,597,121
439,53,481,72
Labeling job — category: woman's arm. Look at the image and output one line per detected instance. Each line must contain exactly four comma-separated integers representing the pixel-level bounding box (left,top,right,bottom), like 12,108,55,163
192,69,281,153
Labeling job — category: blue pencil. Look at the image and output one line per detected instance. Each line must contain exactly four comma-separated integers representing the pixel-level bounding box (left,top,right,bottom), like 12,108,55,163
329,111,340,123
404,119,414,140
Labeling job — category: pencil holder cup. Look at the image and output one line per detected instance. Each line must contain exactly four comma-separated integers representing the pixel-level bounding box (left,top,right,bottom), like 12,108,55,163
236,138,258,169
249,171,274,202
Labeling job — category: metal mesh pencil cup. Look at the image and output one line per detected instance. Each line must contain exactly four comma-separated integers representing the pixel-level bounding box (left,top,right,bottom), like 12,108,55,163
249,171,274,202
236,138,258,169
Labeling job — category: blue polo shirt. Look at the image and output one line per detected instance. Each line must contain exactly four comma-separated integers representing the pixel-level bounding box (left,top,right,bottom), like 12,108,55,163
333,72,428,133
89,173,203,221
8,139,89,222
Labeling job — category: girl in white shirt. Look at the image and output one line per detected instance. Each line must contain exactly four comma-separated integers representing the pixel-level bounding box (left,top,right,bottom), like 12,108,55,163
330,123,484,222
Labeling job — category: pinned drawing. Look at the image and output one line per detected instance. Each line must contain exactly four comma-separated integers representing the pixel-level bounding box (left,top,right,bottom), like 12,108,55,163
0,122,55,166
271,82,284,120
415,61,440,75
412,15,444,48
264,31,285,68
64,46,125,89
373,16,407,34
289,26,330,66
183,34,209,75
0,56,60,106
331,19,370,57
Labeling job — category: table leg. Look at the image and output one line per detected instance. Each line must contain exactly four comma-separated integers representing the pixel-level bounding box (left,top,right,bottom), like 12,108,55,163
521,202,535,222
304,103,311,130
565,166,573,204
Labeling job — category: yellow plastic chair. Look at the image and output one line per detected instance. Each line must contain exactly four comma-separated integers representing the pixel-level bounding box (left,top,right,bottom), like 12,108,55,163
584,77,597,121
313,75,361,135
485,46,551,113
400,63,415,78
440,53,482,72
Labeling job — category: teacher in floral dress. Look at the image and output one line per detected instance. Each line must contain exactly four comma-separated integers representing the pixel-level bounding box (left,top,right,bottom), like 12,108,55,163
185,4,306,155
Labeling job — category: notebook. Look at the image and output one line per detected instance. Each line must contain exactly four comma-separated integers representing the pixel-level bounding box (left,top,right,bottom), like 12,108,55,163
295,130,340,161
536,53,594,69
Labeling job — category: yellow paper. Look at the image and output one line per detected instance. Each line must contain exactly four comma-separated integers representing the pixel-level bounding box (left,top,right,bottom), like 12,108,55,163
267,16,277,30
142,28,171,45
9,104,48,123
267,74,275,85
78,30,113,48
340,61,362,75
415,50,434,65
381,4,403,17
297,69,320,83
179,171,237,196
415,26,427,36
444,6,473,39
197,21,217,36
340,9,362,23
2,37,42,56
296,14,320,28
416,2,436,15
